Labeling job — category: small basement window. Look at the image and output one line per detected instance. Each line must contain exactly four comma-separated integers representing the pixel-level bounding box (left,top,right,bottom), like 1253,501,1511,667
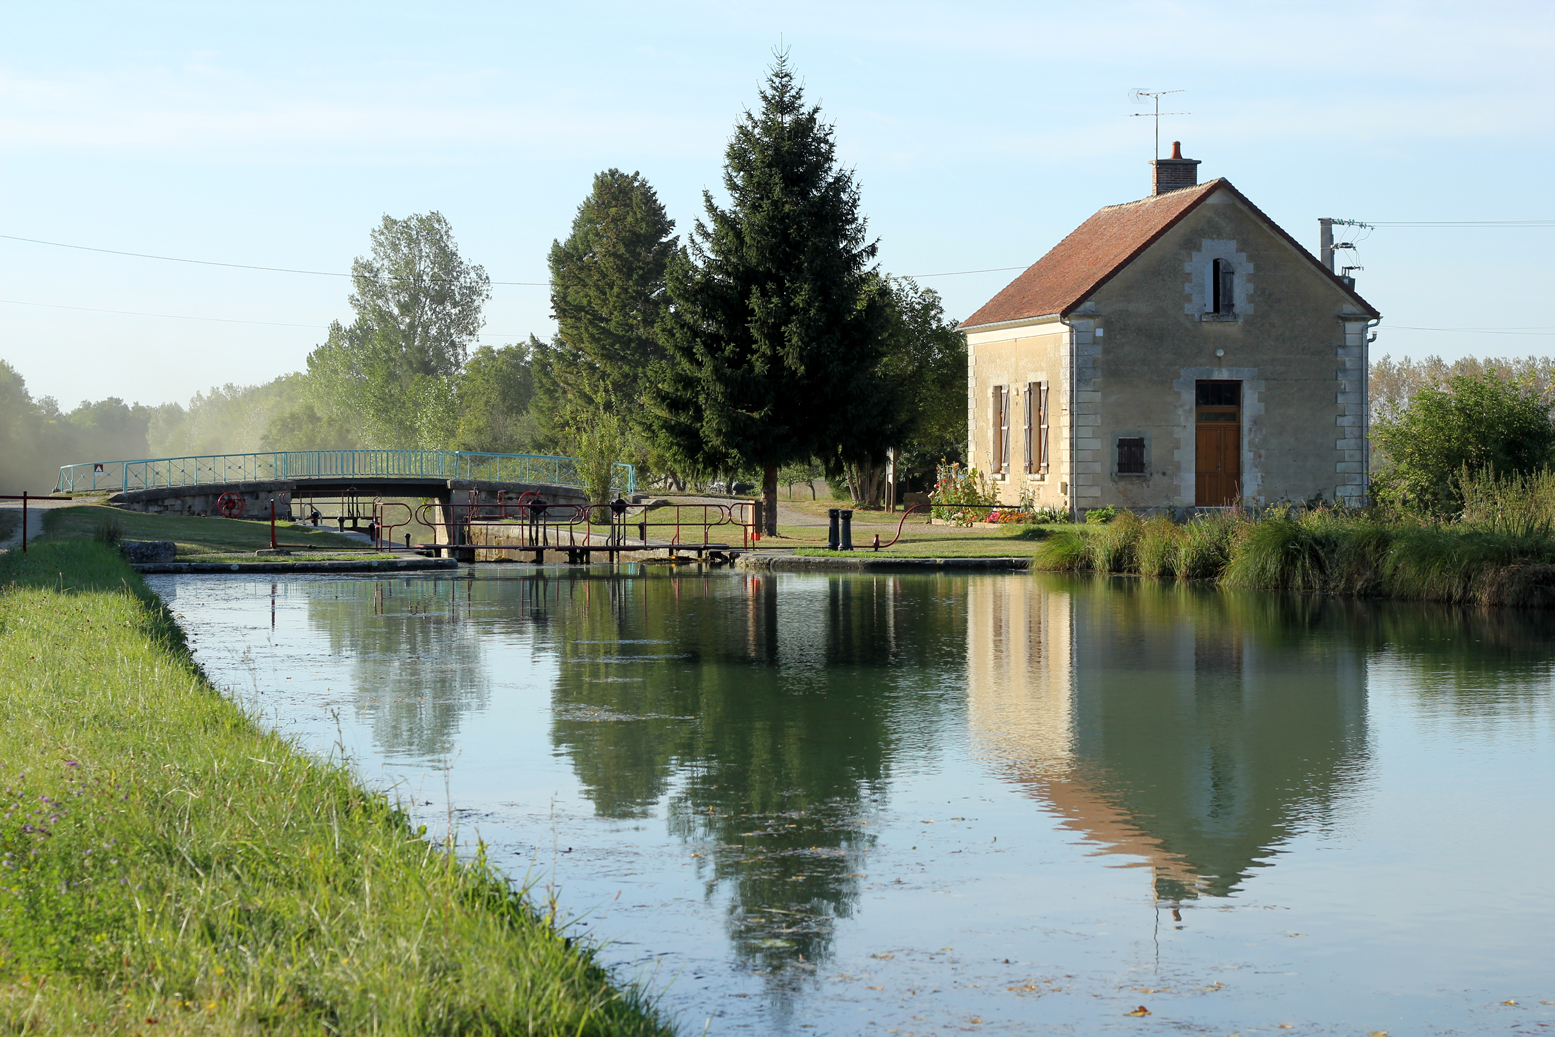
1117,437,1146,475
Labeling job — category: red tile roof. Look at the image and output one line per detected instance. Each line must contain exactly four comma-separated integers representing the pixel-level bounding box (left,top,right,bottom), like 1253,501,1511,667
960,179,1379,329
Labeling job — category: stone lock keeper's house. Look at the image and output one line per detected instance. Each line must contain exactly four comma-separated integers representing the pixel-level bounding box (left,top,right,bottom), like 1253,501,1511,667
960,143,1381,515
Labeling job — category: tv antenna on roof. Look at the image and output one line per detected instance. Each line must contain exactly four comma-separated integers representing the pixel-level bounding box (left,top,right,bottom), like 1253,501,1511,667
1128,88,1190,161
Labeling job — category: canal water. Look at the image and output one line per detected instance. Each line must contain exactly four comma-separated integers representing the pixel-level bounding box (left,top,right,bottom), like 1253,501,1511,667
146,568,1555,1036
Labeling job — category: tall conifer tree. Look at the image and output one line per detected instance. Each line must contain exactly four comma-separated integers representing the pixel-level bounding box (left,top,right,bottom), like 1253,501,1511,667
650,53,899,533
548,170,677,418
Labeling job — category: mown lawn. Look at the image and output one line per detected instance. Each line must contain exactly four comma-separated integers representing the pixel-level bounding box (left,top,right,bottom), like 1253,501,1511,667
41,504,365,557
767,504,1064,557
0,541,673,1036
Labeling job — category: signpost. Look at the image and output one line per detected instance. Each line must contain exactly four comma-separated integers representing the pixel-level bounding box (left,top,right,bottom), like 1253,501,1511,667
0,492,75,552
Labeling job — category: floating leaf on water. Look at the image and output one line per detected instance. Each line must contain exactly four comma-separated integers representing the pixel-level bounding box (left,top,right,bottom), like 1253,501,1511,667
1125,1005,1150,1016
871,953,895,959
754,939,794,949
865,985,883,990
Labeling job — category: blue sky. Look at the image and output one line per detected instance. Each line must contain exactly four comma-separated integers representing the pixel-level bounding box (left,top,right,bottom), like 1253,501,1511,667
2,0,1553,408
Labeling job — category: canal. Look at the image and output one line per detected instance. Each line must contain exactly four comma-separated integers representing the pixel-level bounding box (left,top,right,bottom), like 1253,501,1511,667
147,567,1555,1035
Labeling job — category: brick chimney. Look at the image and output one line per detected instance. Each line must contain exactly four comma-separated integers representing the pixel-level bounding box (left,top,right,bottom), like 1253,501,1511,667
1150,141,1201,195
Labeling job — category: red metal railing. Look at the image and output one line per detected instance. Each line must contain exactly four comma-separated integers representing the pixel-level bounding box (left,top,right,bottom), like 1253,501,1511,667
404,497,759,557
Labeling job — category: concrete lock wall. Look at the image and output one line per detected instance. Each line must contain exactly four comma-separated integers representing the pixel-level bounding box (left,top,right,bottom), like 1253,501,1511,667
109,481,295,517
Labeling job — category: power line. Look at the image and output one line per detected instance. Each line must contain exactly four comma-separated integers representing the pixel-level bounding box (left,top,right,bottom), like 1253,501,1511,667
0,231,1024,284
1388,324,1555,336
1367,220,1555,227
0,297,327,330
0,297,527,339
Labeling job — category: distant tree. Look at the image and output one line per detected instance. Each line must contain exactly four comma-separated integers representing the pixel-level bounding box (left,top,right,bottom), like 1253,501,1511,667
842,276,967,505
0,359,44,490
305,212,490,447
1373,368,1555,514
650,53,896,534
1371,353,1555,426
454,342,537,454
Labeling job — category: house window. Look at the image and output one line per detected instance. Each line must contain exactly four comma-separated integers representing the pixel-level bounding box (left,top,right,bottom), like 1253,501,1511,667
992,385,1010,474
1117,437,1146,475
1039,382,1050,471
1024,381,1050,474
1211,258,1235,315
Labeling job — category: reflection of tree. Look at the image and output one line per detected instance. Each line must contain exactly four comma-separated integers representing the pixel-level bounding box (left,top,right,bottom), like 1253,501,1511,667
301,576,494,760
547,572,967,988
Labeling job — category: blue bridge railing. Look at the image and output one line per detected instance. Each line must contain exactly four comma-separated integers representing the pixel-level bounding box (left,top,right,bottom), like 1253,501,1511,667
58,450,636,497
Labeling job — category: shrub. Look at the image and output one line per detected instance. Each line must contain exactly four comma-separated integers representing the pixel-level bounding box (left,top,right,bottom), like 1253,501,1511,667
1373,370,1555,515
1136,516,1181,579
1092,510,1143,573
1032,530,1094,571
1175,513,1237,581
1084,504,1119,524
1458,465,1555,537
1223,509,1333,592
930,461,998,524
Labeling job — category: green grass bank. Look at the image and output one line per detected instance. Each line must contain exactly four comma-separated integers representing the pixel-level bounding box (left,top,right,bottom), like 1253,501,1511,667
42,504,366,558
0,542,672,1036
1034,506,1555,607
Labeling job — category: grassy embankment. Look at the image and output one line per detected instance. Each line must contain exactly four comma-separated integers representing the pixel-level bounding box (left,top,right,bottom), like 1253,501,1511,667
1034,470,1555,607
0,510,18,543
41,504,393,561
0,541,672,1036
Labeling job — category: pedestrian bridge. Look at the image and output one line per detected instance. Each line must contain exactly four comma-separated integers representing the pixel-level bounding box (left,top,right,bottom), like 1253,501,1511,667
58,449,635,496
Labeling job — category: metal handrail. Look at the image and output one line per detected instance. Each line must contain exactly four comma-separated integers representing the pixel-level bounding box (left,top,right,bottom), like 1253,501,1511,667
57,449,635,496
409,499,758,555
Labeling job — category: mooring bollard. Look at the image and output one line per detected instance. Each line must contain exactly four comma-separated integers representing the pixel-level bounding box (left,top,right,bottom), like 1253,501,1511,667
840,509,854,551
404,533,411,550
827,508,840,550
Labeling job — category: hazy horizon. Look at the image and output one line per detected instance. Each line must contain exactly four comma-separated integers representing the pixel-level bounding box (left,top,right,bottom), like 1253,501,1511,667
4,0,1553,410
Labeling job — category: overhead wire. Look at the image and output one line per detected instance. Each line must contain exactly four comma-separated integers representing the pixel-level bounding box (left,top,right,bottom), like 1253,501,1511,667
0,232,1025,285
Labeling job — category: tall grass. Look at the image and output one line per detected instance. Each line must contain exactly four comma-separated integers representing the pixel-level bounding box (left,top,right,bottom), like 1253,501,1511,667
0,542,672,1036
1031,485,1555,607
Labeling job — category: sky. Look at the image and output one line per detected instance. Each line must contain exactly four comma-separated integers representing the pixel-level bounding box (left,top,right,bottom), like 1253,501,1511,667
2,0,1554,411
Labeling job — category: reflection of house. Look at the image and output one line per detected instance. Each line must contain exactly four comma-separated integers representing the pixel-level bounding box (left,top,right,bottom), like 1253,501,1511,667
967,577,1366,899
961,144,1381,513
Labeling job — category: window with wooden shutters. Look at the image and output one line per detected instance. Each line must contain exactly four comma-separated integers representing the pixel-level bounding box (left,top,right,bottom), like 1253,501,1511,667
1023,382,1035,474
1212,258,1235,315
991,385,1005,473
1038,382,1050,471
998,386,1011,473
1117,437,1146,474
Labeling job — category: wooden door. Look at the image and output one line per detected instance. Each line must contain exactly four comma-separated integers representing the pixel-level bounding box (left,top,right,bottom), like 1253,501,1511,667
1195,425,1241,506
1195,380,1241,507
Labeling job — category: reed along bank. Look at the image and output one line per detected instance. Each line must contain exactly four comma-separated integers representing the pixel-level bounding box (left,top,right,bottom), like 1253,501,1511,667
1035,472,1555,608
0,541,672,1037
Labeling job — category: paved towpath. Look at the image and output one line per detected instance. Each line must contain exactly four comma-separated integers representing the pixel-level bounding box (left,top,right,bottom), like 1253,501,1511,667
0,496,78,554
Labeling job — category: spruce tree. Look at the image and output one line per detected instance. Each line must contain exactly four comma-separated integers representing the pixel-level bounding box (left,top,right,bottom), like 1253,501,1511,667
547,170,677,418
650,53,898,534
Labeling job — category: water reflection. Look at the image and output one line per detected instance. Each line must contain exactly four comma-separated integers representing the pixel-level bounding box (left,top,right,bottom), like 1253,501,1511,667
300,576,495,759
288,568,1555,976
545,572,966,984
969,577,1369,900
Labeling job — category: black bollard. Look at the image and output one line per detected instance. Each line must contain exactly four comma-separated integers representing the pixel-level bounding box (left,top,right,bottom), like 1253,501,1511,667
827,508,840,550
840,509,854,551
404,533,411,550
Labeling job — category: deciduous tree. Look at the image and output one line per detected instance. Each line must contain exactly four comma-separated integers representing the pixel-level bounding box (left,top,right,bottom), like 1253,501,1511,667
1373,369,1555,514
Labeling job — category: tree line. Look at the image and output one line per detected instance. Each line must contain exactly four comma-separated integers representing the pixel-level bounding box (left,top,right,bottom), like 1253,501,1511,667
3,54,970,536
